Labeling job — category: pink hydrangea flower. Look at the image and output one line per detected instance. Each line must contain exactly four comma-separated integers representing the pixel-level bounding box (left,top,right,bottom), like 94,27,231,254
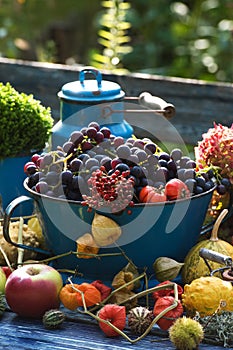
195,123,233,183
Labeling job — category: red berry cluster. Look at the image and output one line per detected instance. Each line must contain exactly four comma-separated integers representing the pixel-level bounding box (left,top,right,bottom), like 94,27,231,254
82,166,135,213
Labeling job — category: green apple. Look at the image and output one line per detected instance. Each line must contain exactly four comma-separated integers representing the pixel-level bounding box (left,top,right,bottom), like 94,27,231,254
0,267,7,294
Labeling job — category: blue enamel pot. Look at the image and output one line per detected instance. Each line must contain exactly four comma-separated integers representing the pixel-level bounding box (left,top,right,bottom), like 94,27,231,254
52,67,133,149
3,179,216,282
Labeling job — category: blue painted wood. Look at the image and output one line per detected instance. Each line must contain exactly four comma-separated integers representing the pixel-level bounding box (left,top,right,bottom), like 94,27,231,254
0,310,225,350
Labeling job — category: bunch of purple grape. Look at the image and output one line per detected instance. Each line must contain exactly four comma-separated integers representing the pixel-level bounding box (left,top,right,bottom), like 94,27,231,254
24,121,231,210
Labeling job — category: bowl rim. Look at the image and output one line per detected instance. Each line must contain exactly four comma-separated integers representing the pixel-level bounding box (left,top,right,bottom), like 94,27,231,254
23,178,216,208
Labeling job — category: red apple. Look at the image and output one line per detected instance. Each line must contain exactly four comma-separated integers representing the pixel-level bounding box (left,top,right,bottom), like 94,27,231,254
5,264,63,318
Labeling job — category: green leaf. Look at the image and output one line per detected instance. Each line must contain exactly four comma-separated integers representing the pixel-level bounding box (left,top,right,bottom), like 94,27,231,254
101,0,115,8
118,2,131,10
98,29,115,40
98,38,112,48
116,36,131,44
91,53,110,63
115,46,133,54
117,22,131,30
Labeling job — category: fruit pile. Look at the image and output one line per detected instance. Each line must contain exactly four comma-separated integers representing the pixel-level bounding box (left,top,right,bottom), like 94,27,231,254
24,121,230,213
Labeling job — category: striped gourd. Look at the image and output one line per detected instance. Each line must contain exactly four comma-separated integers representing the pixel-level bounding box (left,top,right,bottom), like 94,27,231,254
42,309,66,329
0,293,6,316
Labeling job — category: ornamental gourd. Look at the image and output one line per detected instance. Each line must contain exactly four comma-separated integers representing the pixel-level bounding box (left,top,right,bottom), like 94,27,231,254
182,209,233,284
42,309,66,329
182,276,233,317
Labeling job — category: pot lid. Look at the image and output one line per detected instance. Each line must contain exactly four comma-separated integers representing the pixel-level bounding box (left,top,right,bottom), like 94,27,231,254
58,67,125,102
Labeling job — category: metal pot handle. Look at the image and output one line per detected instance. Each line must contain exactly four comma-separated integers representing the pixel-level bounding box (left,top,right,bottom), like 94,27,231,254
3,195,51,256
138,92,176,119
79,67,102,88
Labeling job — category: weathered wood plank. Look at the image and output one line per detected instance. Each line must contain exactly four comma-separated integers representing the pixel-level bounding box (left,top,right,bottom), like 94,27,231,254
0,57,232,145
0,310,225,350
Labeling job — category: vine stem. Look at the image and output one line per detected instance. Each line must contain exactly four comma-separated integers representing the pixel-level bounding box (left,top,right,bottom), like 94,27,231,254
0,245,13,271
18,250,123,267
67,277,179,344
210,208,228,241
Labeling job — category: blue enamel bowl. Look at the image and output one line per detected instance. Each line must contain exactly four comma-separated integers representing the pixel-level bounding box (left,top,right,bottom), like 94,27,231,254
4,179,215,281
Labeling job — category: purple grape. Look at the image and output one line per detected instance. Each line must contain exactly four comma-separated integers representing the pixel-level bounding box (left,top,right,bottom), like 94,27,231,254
195,186,204,195
116,145,131,159
70,131,84,145
140,177,148,187
179,156,190,168
185,160,196,169
170,148,183,161
204,180,215,191
100,127,111,138
78,153,90,163
159,152,170,161
60,170,73,185
86,127,97,139
88,121,100,131
221,178,231,189
185,178,196,194
196,176,206,189
84,158,99,170
95,131,104,143
177,168,186,181
144,142,157,154
115,163,130,173
70,158,83,172
133,140,145,149
183,168,196,180
167,160,177,172
113,136,125,148
81,141,94,152
158,159,168,168
135,149,147,162
80,127,87,135
63,141,75,154
46,171,60,186
35,181,49,194
130,165,144,178
126,154,139,167
111,157,122,169
217,184,227,195
100,156,112,171
148,155,159,166
155,167,169,182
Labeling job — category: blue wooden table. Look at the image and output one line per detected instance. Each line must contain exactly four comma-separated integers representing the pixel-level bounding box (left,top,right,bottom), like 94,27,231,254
0,308,225,350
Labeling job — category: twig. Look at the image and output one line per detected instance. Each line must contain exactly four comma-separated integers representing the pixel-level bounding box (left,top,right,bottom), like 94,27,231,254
66,276,179,344
0,245,13,271
17,217,24,266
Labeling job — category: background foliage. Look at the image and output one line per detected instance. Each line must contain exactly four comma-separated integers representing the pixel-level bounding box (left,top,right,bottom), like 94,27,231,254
0,0,232,82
